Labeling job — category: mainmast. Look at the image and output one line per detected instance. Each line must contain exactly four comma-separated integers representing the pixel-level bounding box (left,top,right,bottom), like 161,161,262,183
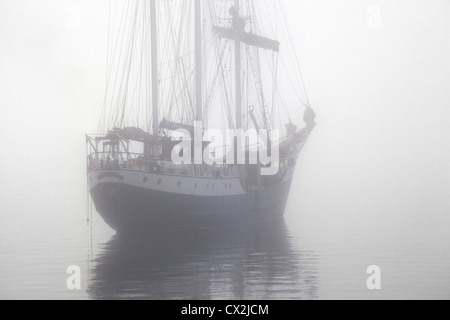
150,0,159,136
233,0,242,130
195,0,202,124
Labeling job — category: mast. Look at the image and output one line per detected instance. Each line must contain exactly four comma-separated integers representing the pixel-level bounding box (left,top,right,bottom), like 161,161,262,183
234,0,242,129
213,2,279,131
195,0,202,123
150,0,159,136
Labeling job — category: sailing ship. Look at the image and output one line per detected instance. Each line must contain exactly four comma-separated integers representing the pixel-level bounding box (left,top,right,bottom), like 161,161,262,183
86,0,316,232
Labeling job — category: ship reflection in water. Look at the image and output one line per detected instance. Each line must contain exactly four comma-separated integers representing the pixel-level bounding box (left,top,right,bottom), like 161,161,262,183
87,220,318,300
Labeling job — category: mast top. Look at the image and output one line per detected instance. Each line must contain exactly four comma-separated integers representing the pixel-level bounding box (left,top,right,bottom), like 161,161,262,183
213,6,280,52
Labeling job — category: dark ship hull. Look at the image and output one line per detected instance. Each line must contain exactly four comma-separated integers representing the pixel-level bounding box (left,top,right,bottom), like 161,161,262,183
90,172,294,232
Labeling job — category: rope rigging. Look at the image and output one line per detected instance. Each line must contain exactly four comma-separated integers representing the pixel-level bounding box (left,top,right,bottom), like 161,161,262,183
98,0,312,141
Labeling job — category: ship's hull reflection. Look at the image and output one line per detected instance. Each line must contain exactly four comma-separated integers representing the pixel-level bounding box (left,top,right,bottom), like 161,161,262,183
88,220,318,300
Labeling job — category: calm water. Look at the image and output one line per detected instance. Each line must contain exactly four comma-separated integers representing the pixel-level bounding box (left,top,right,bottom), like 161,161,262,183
1,174,449,300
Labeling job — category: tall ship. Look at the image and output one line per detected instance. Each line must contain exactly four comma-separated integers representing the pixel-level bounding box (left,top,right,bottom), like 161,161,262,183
86,0,316,232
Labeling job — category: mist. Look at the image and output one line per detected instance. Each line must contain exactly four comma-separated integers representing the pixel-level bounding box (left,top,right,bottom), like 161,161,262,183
0,0,449,300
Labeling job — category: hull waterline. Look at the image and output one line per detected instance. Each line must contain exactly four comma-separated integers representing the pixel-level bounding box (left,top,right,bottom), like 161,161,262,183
90,177,293,232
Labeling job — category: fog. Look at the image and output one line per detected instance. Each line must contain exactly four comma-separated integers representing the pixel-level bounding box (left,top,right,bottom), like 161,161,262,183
0,0,449,299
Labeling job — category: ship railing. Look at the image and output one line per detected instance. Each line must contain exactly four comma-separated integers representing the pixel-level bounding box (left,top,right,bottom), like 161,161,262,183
87,152,239,179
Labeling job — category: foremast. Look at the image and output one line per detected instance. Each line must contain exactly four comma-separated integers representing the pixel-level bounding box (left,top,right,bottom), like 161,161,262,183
213,0,280,131
150,0,159,136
